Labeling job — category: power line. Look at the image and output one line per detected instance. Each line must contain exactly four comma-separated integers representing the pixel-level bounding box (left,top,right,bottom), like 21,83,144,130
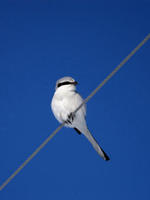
0,33,150,191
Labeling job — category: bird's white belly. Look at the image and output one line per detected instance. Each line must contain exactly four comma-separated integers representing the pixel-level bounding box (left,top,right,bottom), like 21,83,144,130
51,91,86,128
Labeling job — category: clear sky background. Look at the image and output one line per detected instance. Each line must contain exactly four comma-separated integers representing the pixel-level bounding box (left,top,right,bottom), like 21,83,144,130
0,1,150,199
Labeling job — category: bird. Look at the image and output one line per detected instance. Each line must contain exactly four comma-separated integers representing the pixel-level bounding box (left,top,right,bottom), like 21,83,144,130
51,76,110,161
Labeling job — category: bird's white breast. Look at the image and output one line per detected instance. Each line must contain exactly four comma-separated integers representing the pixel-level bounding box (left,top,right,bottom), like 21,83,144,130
51,89,86,125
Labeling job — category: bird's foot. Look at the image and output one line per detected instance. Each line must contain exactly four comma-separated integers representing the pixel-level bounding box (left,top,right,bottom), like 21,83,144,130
65,112,75,124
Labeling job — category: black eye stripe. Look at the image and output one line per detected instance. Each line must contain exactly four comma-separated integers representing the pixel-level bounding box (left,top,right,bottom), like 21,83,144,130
57,81,73,88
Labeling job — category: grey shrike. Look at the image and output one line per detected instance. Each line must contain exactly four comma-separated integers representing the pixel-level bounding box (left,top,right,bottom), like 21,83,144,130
51,77,110,161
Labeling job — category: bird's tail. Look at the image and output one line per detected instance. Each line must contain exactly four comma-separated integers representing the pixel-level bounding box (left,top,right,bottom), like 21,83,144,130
83,129,110,161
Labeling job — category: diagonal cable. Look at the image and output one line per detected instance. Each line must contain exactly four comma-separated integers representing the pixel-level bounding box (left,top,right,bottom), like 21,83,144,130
0,33,150,191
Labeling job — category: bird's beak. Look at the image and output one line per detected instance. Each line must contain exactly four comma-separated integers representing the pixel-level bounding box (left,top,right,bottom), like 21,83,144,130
74,81,78,85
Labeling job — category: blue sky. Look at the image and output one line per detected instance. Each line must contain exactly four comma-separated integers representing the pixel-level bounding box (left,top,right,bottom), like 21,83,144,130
0,0,150,199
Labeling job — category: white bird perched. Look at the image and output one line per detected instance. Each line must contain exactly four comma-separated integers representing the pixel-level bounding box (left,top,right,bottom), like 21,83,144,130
51,76,110,161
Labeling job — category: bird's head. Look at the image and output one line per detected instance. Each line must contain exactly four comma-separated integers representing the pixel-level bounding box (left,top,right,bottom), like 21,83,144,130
55,76,78,92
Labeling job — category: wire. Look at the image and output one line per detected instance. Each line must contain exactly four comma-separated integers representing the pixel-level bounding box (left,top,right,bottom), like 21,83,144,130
75,34,150,113
0,33,150,191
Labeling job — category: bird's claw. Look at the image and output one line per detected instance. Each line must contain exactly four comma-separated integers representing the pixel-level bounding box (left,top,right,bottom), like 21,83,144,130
65,112,75,124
